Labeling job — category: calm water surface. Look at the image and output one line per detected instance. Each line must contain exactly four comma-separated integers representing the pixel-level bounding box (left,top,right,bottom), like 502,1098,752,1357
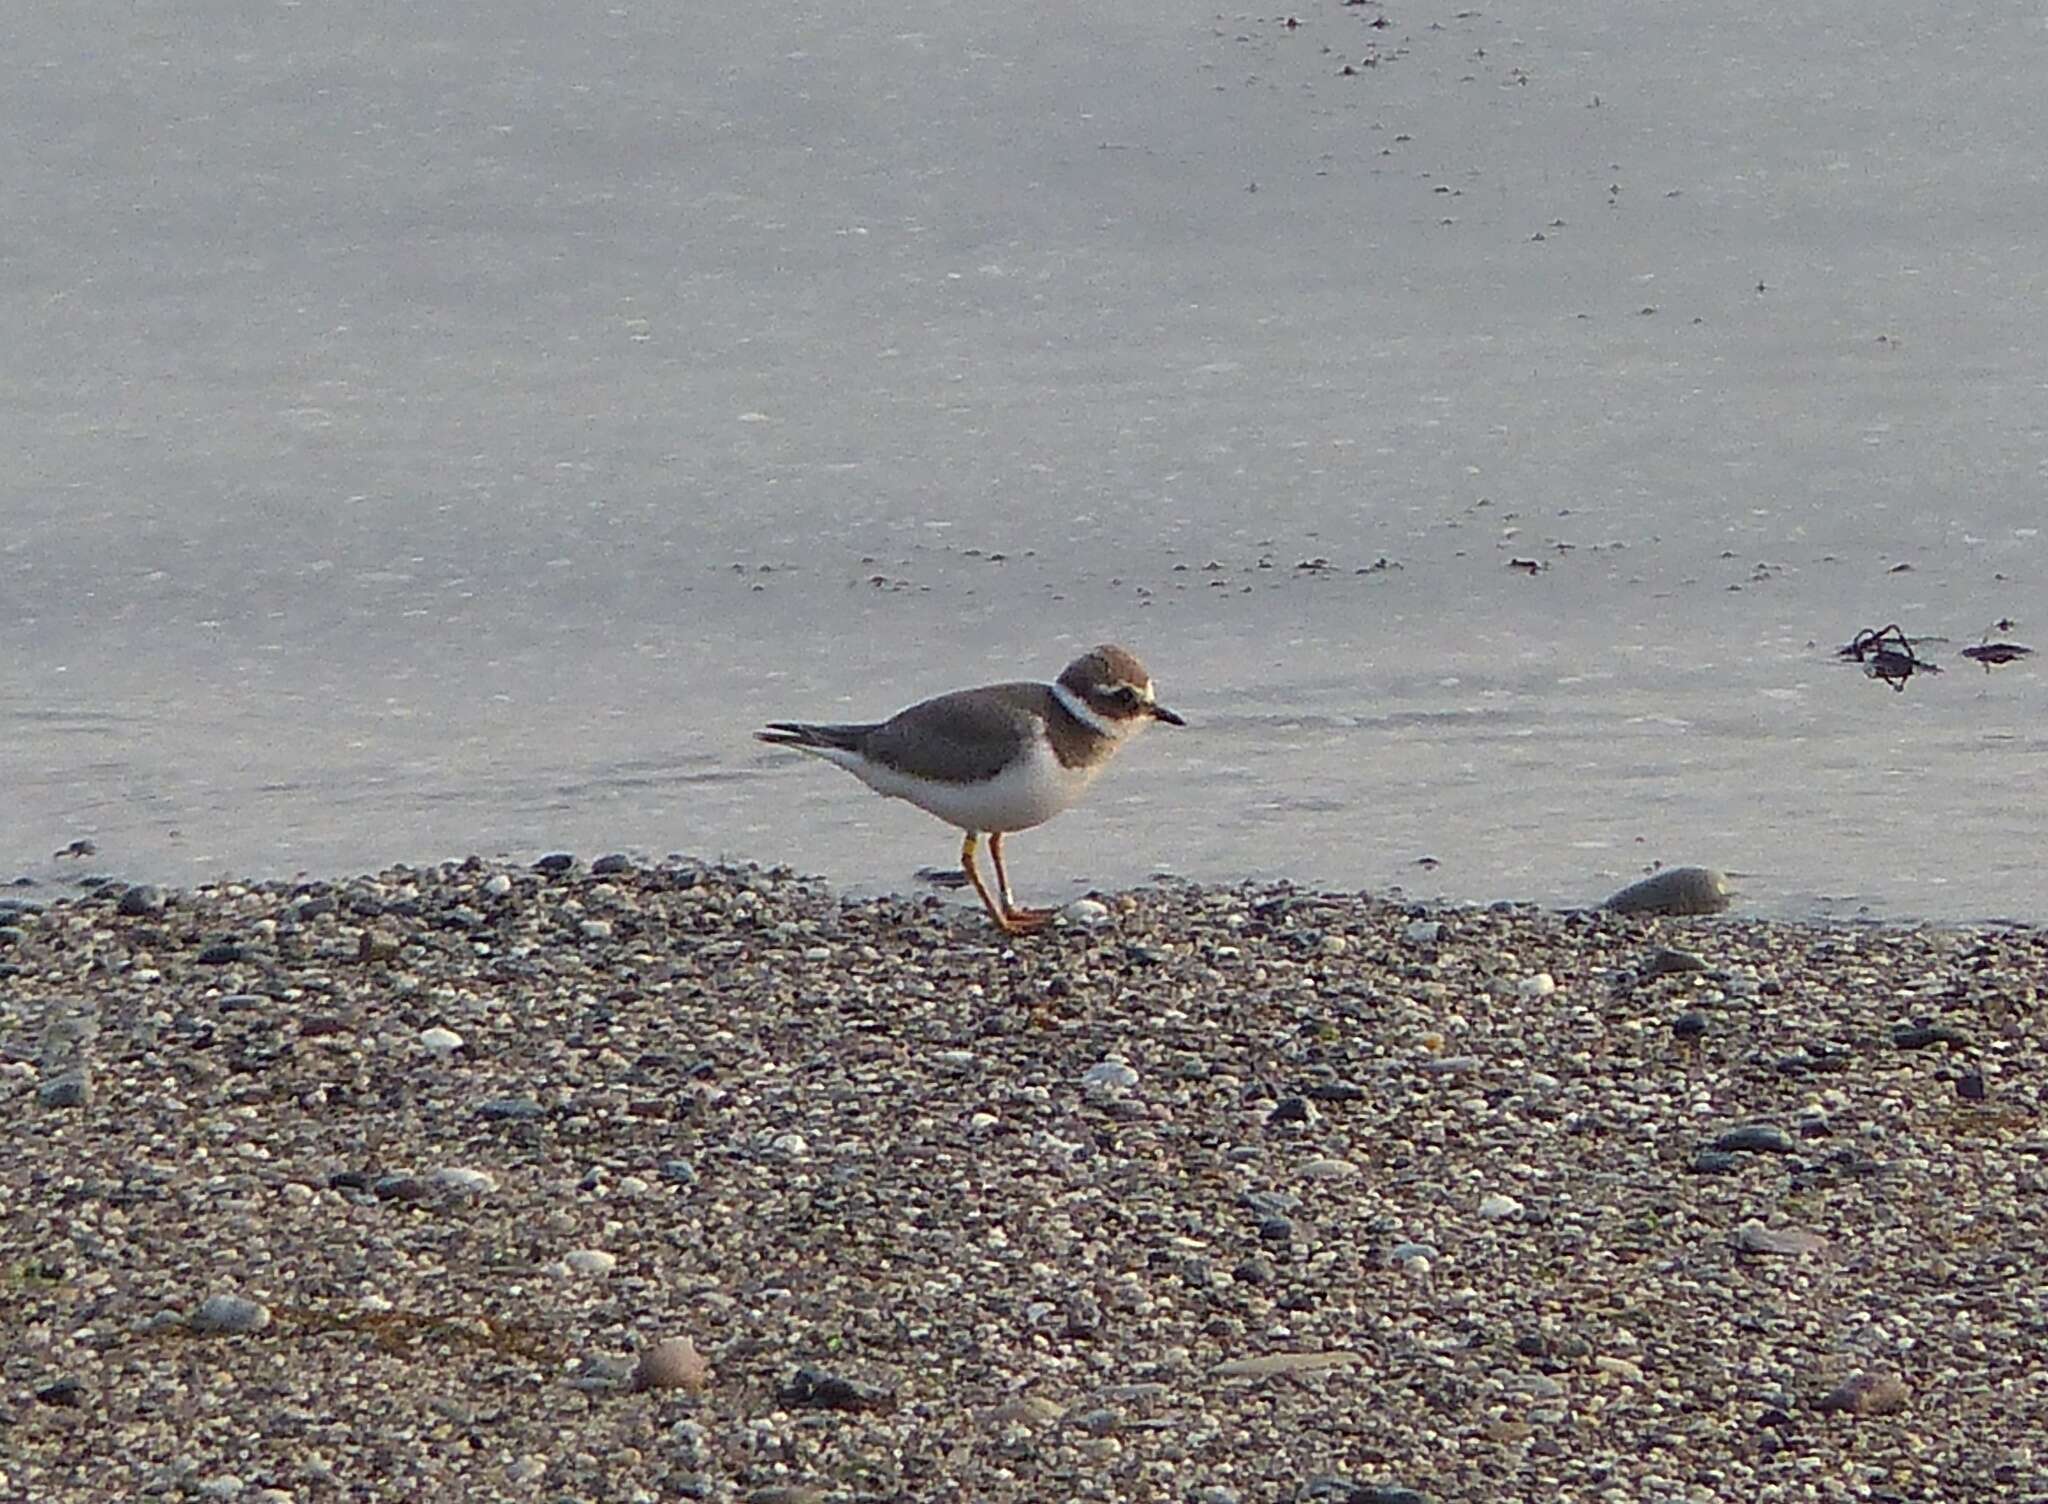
6,1,2047,921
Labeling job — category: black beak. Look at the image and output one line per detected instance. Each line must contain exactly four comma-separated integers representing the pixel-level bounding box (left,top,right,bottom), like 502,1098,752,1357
1151,703,1186,726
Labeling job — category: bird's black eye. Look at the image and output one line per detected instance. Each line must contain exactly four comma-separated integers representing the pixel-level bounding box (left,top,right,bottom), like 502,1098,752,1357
1112,686,1141,707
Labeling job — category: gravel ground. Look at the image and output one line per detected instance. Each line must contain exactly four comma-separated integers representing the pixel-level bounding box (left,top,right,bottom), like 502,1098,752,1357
3,857,2045,1503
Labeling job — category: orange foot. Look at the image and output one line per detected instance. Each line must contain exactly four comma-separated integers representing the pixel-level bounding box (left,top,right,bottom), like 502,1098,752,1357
997,905,1057,935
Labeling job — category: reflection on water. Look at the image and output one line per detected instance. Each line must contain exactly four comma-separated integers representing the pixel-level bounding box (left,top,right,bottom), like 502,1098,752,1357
8,580,2044,924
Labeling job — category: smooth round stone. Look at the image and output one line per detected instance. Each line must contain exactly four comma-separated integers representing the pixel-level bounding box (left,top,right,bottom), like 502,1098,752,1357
563,1249,617,1276
482,874,514,898
1062,898,1112,927
1605,866,1731,916
1081,1059,1139,1091
1733,1221,1829,1256
987,1395,1065,1428
1516,973,1556,998
592,853,634,876
1815,1372,1909,1417
579,919,613,940
1298,1158,1361,1181
1403,920,1443,945
419,1027,463,1058
1479,1193,1523,1221
630,1336,708,1392
1387,1241,1439,1266
429,1167,497,1196
1673,1011,1710,1039
189,1293,272,1334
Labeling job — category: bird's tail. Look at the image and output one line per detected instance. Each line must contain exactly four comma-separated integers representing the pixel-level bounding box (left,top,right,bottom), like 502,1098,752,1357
755,721,877,753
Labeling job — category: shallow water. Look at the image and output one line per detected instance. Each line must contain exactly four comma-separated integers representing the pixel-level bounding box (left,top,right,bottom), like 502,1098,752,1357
7,1,2048,921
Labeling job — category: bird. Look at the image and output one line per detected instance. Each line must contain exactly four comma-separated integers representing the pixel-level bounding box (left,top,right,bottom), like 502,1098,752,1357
755,644,1184,934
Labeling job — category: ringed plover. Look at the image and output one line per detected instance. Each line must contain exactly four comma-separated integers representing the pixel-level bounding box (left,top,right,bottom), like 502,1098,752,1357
755,644,1184,934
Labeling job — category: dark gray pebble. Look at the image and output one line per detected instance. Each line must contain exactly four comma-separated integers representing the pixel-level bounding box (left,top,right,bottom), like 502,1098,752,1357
35,1377,85,1408
38,1069,92,1109
1716,1124,1795,1154
1689,1150,1739,1175
196,940,245,965
0,927,26,950
534,853,576,874
117,884,167,917
1957,1071,1987,1102
1673,1011,1709,1039
778,1367,896,1414
1302,1081,1366,1103
477,1096,544,1123
1644,947,1709,978
1298,1479,1431,1504
1269,1095,1313,1124
1893,1023,1968,1050
592,853,634,875
371,1174,427,1203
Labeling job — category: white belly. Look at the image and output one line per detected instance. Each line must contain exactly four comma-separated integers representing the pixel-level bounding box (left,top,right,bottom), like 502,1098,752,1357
844,737,1102,834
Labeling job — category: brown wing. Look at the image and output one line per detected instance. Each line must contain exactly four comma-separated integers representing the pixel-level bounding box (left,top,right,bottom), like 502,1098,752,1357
860,683,1050,784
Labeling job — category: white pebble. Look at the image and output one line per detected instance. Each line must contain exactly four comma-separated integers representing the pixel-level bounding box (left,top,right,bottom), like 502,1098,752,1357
429,1167,498,1195
771,1131,809,1156
1516,973,1557,998
1404,920,1442,944
563,1249,617,1276
1063,898,1112,927
1081,1059,1140,1092
803,945,832,961
483,874,514,897
419,1027,463,1058
579,919,613,940
1479,1193,1523,1220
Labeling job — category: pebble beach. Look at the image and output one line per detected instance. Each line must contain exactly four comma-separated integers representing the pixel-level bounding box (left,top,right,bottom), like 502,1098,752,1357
4,857,2044,1502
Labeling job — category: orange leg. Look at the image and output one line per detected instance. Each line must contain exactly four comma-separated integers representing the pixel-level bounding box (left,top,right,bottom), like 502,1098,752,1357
960,832,1018,934
988,832,1055,932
